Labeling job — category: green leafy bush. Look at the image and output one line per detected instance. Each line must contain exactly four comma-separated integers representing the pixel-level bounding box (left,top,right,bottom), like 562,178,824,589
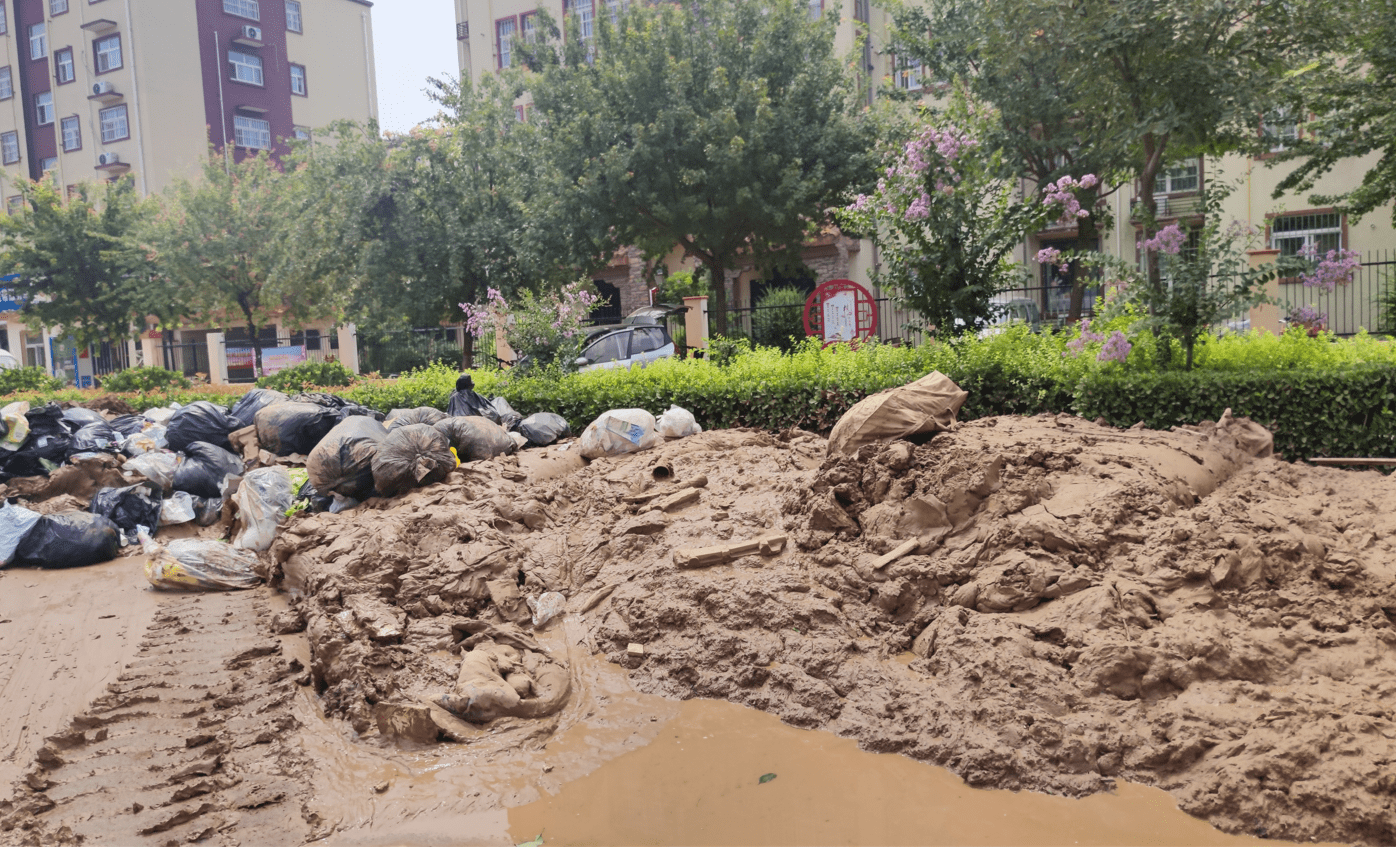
750,286,809,351
257,361,355,392
706,335,753,367
100,366,192,393
0,366,64,396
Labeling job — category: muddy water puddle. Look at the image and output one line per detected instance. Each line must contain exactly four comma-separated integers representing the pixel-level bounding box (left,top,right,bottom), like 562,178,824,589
509,698,1332,847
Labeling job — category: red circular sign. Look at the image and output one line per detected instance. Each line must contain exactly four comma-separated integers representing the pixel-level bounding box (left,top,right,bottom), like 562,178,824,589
803,279,878,346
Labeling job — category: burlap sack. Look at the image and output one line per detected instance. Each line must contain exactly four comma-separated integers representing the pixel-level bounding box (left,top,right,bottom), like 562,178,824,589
827,371,968,456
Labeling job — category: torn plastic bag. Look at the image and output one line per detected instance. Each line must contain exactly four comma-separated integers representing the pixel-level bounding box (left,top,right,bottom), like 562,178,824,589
578,409,661,459
165,401,240,453
329,493,359,513
231,466,293,552
62,407,108,430
0,401,29,451
142,405,180,426
172,441,243,499
90,482,163,538
228,388,289,428
490,396,523,431
446,388,499,421
371,424,455,497
295,479,333,513
13,511,120,568
139,530,260,591
160,491,198,525
255,401,341,456
385,407,448,429
194,496,222,526
656,405,702,439
120,425,168,456
307,416,386,500
123,451,180,493
68,422,121,457
434,416,515,462
0,502,41,566
515,412,571,447
108,415,147,436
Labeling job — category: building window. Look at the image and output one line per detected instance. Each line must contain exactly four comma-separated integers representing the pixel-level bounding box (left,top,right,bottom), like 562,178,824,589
233,114,270,149
808,0,822,19
223,0,259,20
604,0,626,25
94,34,121,73
0,68,12,101
49,0,67,14
895,56,922,92
520,12,537,44
99,103,128,142
1153,159,1200,195
35,91,54,126
1270,211,1341,258
289,63,306,95
0,132,18,165
61,115,80,151
0,3,7,36
564,0,593,48
1262,109,1299,152
29,23,47,60
496,17,516,69
39,156,56,172
61,115,81,151
514,104,526,122
54,47,74,83
285,0,301,32
293,126,310,141
228,50,263,85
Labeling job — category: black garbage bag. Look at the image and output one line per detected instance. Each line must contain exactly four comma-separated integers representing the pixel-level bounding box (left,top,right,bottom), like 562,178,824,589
68,422,121,457
90,482,163,536
386,407,448,429
515,412,571,447
434,416,516,462
340,404,386,422
291,392,350,409
166,401,241,453
13,511,120,568
173,441,244,499
228,388,289,428
194,496,223,527
295,479,333,514
371,424,455,497
307,416,387,500
62,407,108,430
446,389,498,422
255,402,341,456
490,396,523,431
108,415,147,436
0,404,72,479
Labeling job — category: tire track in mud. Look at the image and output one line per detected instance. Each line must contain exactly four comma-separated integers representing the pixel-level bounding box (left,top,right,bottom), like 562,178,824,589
0,590,316,846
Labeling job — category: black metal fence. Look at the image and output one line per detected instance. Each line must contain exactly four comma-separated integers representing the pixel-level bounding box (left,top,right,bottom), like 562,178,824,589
90,341,131,376
356,327,500,377
161,339,210,378
1276,251,1394,336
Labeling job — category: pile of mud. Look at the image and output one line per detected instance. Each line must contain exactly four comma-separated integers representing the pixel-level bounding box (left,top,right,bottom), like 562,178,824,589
268,415,1396,844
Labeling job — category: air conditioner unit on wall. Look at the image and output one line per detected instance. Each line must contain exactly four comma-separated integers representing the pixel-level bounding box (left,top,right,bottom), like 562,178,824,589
97,152,120,166
92,80,113,95
242,25,262,41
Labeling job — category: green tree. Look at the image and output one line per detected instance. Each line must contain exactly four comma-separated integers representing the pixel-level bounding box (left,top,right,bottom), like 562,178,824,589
890,0,1315,303
147,151,339,372
0,177,157,349
521,0,883,336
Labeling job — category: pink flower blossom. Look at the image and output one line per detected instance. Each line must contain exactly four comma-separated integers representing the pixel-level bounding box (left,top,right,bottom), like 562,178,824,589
1141,223,1186,255
1299,247,1360,292
1097,331,1132,364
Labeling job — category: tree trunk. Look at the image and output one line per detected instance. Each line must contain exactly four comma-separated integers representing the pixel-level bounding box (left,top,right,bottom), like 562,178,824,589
1066,209,1101,324
462,331,474,370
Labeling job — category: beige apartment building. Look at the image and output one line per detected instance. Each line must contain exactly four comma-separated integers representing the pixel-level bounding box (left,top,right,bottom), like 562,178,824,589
0,0,377,384
459,0,1391,341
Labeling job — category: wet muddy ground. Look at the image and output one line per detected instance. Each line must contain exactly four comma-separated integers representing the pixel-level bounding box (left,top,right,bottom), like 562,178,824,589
1,412,1391,845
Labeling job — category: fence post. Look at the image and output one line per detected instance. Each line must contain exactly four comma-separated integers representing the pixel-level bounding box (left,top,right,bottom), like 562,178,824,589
337,324,360,374
1247,249,1282,335
683,295,709,351
5,323,22,362
206,333,228,386
139,334,159,369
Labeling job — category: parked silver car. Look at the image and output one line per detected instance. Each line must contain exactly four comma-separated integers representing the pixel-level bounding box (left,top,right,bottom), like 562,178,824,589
573,305,685,372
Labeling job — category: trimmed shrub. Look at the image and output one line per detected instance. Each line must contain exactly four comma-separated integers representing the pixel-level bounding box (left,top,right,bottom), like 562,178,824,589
750,286,809,351
100,366,192,393
0,366,64,396
257,361,355,392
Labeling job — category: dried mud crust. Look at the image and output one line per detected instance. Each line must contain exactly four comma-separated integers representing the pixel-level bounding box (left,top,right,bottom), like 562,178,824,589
273,418,1396,846
0,590,316,846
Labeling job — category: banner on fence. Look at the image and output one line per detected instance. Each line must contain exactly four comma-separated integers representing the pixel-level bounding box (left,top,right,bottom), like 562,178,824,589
261,345,307,375
227,347,255,369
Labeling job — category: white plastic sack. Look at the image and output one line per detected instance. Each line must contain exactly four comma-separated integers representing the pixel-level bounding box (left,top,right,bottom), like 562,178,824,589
142,405,180,426
528,591,566,629
578,409,661,459
231,466,294,552
656,405,702,439
0,502,41,565
123,452,180,494
160,491,198,526
121,425,168,456
0,401,30,452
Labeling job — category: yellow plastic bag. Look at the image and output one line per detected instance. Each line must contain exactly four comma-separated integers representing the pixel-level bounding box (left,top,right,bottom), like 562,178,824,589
0,401,30,451
139,530,260,591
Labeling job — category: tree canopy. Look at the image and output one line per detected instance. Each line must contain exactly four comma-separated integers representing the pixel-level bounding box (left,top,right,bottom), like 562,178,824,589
520,0,884,335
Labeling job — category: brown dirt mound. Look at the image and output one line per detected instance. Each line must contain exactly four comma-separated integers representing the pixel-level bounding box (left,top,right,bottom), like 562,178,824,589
270,417,1396,845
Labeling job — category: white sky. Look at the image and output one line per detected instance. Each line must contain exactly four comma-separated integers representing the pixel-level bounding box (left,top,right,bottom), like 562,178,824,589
372,1,462,134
